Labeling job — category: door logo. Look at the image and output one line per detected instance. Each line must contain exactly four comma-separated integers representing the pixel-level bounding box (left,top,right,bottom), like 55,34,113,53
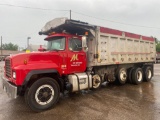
70,54,78,61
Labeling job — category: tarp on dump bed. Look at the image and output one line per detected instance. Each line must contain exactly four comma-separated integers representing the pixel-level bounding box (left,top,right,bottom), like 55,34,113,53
39,17,96,35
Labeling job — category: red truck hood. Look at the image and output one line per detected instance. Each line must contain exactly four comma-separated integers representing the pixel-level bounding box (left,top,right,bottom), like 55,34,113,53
9,51,60,70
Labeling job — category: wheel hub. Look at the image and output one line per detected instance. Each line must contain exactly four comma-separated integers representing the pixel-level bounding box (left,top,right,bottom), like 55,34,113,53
137,71,142,82
42,92,49,98
35,84,54,105
147,70,152,79
92,74,101,89
120,71,127,81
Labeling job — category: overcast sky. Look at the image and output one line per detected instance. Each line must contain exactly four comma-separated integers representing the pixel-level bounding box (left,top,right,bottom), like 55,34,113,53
0,0,160,49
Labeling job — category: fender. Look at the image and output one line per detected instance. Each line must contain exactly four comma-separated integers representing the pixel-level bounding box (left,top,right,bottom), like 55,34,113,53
22,69,59,86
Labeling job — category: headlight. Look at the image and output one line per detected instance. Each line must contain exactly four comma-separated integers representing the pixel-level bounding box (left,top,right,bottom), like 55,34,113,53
13,72,16,79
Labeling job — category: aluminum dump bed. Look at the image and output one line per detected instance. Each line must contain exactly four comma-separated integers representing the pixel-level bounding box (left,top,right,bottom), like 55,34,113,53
87,26,155,66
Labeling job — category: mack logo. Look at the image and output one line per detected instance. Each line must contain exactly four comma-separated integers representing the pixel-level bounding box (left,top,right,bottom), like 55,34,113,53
70,54,78,61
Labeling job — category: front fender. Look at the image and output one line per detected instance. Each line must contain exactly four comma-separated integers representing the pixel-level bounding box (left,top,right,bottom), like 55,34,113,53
22,69,59,86
13,63,59,85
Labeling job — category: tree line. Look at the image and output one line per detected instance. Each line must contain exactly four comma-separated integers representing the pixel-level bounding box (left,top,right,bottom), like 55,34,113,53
0,42,18,51
155,38,160,52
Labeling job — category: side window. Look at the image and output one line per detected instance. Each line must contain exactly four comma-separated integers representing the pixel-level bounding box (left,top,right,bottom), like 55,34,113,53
69,38,82,51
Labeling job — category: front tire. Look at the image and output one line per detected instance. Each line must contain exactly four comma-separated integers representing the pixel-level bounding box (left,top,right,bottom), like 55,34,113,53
25,77,60,112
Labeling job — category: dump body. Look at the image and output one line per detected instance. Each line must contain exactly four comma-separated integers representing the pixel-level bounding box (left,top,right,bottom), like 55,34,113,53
87,27,156,67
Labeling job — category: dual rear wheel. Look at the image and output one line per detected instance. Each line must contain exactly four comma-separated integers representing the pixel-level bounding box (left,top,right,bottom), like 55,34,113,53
116,68,127,85
116,66,153,85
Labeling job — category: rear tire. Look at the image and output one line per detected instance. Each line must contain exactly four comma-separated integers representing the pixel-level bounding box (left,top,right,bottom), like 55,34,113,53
143,66,153,82
132,68,143,85
116,68,127,85
25,77,60,112
127,67,134,84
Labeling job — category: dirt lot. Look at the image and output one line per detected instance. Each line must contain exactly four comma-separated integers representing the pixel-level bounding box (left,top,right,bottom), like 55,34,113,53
0,62,160,120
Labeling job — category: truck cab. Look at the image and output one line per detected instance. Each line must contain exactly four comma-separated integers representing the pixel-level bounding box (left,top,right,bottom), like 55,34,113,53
45,33,86,74
2,30,93,112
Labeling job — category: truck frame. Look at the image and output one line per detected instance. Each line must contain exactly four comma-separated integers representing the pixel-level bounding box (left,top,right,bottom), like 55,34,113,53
2,18,156,112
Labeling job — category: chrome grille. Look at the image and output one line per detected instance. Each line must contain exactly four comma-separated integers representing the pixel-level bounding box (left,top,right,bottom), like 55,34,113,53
5,59,11,78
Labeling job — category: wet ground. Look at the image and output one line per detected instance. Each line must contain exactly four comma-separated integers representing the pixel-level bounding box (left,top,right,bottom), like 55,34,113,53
0,62,160,120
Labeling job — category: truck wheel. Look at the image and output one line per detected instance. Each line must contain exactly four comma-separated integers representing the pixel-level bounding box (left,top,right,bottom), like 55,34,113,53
127,67,134,84
25,77,60,112
116,68,127,85
131,68,143,85
92,74,102,89
143,66,152,82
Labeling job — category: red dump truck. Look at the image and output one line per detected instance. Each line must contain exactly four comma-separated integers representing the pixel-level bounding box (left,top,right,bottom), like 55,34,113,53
2,18,156,112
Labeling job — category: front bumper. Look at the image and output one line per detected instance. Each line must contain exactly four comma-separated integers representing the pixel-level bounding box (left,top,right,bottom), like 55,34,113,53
2,76,17,99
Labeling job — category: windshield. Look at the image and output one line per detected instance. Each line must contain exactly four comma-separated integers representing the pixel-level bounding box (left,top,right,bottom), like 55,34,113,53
47,37,65,51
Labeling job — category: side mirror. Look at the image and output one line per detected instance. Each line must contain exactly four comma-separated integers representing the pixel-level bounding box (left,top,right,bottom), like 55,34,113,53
82,36,88,52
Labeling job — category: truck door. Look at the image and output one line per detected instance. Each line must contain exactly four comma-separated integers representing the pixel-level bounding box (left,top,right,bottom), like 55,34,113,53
67,37,86,73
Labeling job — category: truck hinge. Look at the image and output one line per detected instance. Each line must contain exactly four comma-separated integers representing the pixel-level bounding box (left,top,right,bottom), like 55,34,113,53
94,54,99,59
